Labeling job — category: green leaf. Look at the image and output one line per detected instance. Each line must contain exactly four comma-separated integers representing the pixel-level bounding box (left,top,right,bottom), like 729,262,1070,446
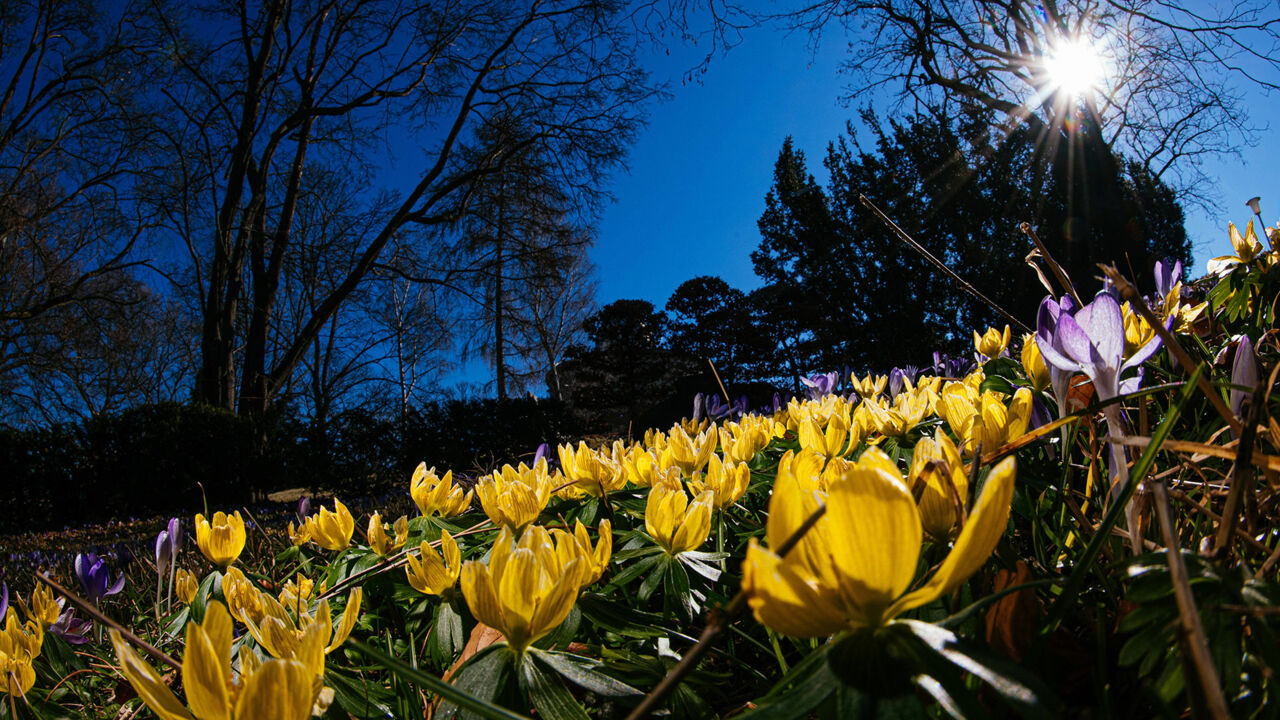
638,556,668,602
531,649,643,697
738,654,838,720
348,640,527,720
325,666,397,719
519,653,591,720
895,620,1061,718
429,601,465,667
576,593,667,638
609,553,663,591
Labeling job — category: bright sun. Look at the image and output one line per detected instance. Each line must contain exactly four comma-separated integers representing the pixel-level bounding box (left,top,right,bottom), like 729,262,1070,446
1043,37,1106,97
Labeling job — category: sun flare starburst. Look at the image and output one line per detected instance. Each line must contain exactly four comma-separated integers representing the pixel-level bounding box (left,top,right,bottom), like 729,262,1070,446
1043,37,1106,97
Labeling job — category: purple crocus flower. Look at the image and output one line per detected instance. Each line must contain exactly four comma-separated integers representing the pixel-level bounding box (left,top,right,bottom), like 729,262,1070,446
1036,290,1168,552
888,366,920,399
1231,334,1259,420
800,371,839,399
50,599,92,645
1035,291,1165,404
296,496,312,522
533,443,551,464
1154,259,1182,301
74,553,125,605
0,582,8,621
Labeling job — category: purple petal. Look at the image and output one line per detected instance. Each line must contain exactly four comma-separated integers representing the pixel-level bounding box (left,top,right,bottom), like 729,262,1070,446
1231,335,1259,418
1054,312,1101,370
1074,293,1124,369
105,571,125,597
167,518,182,551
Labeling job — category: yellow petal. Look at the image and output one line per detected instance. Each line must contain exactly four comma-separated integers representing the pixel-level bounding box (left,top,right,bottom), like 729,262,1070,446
182,614,231,720
824,462,922,626
742,541,853,637
527,558,583,647
109,630,196,720
889,457,1016,617
327,588,361,653
234,659,314,720
460,562,505,632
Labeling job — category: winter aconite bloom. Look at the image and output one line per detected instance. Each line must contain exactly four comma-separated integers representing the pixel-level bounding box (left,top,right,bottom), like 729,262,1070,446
241,588,362,676
406,530,463,597
28,584,60,630
659,425,718,476
1207,219,1267,275
688,454,751,509
111,602,318,720
645,483,715,556
1020,333,1051,392
194,511,247,569
742,448,1016,637
367,512,408,557
303,499,355,552
475,460,553,532
974,325,1011,359
460,525,585,654
558,441,626,497
0,613,42,696
909,430,969,542
937,383,1032,455
551,520,613,587
409,464,473,518
175,569,199,606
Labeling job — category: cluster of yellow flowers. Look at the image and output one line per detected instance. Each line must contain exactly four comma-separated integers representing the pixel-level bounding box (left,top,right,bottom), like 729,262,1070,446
106,329,1039,715
0,590,48,697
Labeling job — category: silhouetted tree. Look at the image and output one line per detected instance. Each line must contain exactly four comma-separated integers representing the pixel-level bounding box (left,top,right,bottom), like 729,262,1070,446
665,276,753,386
754,109,1190,370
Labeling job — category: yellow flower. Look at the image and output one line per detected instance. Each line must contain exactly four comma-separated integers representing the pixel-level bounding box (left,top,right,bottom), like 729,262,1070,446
0,613,41,696
645,483,715,555
974,325,1011,359
558,441,625,497
688,454,751,508
194,511,246,569
909,430,969,542
937,383,1032,455
659,425,717,476
1121,302,1157,360
862,390,932,439
223,566,267,626
475,460,553,532
1208,219,1265,274
303,499,355,552
551,520,613,587
278,573,324,611
241,588,362,673
797,413,852,458
1020,333,1050,392
367,512,408,557
111,602,318,720
175,569,199,606
287,521,310,547
29,583,60,630
409,464,473,518
719,416,781,464
460,525,585,654
406,530,463,597
621,444,680,488
742,449,1016,637
850,373,887,398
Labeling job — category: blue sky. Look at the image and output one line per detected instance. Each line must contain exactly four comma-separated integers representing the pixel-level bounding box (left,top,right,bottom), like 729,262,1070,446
451,25,1280,391
591,28,1280,309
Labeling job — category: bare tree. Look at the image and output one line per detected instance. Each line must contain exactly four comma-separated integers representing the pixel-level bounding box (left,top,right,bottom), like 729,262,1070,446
505,249,597,401
770,0,1280,206
149,0,652,416
0,0,175,420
